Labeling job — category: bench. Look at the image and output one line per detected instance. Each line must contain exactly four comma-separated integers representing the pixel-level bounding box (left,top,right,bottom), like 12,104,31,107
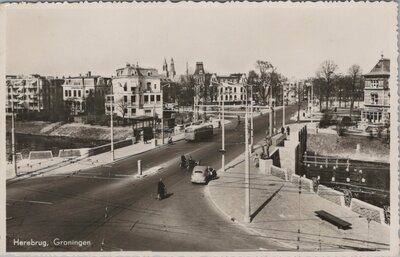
315,210,352,230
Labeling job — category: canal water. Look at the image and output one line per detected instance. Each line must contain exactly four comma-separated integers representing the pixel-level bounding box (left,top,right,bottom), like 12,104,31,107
302,151,390,208
6,133,108,159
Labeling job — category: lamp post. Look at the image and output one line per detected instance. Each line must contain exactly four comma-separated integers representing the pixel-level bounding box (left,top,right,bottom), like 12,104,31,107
8,81,18,176
250,83,254,148
160,83,170,145
282,83,286,128
110,95,114,162
311,83,314,124
244,83,251,223
216,82,226,173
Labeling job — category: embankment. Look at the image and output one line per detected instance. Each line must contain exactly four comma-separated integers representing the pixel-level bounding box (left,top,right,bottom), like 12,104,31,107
307,133,389,163
6,121,133,141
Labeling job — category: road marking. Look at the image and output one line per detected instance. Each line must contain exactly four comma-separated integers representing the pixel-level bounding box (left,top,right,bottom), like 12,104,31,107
130,220,139,231
7,199,53,205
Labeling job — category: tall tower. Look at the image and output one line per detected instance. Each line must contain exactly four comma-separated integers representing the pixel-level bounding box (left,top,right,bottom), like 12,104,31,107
169,58,176,79
162,58,169,78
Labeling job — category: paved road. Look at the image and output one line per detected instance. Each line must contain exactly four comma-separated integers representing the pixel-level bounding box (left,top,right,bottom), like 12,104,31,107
7,105,299,252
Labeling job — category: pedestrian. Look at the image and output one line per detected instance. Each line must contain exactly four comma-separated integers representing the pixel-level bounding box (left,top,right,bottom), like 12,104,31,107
253,153,260,168
281,126,285,134
157,178,166,200
286,126,290,136
237,115,241,124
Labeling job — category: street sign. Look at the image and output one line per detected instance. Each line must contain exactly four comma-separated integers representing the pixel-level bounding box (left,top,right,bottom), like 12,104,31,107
219,149,226,154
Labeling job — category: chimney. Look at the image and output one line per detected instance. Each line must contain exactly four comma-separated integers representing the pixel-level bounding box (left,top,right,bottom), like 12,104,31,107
87,71,91,77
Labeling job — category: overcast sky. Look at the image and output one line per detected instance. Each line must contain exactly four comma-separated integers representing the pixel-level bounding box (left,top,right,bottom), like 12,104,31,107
5,2,397,80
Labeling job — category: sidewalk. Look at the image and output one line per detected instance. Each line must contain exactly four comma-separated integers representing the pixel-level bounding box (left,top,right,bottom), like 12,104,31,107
6,132,186,181
207,124,390,251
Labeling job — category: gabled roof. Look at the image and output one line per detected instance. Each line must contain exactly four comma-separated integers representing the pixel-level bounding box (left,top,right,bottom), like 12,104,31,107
365,57,390,77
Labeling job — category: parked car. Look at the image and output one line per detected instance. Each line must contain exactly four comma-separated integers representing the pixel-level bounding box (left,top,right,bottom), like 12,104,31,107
191,165,214,184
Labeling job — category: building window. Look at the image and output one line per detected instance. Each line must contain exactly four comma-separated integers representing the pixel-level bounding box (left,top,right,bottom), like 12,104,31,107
124,108,128,114
144,95,149,102
73,90,76,97
65,91,68,97
150,95,155,102
154,84,157,90
131,95,136,103
131,87,135,92
123,84,127,91
234,87,237,93
145,110,151,115
156,95,161,102
132,108,136,114
371,93,378,105
225,95,228,101
147,82,151,90
124,95,127,102
78,90,81,97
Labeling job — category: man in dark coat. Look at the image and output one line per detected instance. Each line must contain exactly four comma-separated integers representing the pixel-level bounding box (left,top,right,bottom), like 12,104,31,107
157,178,166,199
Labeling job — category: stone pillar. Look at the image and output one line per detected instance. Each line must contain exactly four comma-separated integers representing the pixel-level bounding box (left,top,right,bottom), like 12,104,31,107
259,159,273,175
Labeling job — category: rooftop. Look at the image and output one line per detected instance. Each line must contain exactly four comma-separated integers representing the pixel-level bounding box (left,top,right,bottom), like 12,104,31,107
364,55,390,77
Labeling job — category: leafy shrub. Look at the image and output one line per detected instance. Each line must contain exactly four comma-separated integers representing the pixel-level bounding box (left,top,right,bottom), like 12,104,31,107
319,113,333,128
341,116,352,127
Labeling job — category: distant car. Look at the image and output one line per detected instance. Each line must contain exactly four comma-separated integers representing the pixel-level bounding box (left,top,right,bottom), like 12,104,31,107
191,165,212,184
163,127,173,133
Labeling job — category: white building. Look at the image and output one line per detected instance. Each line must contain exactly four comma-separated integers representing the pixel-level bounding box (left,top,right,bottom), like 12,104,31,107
6,74,47,114
283,80,299,105
107,63,163,119
62,72,111,115
210,73,247,104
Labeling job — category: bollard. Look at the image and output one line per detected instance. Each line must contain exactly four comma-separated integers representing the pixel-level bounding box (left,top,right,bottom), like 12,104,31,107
138,160,142,175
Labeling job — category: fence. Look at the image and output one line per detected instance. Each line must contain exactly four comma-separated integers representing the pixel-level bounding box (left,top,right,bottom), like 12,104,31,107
29,151,53,160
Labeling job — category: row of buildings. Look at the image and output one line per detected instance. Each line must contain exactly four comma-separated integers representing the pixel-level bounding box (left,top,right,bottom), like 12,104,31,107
5,55,391,125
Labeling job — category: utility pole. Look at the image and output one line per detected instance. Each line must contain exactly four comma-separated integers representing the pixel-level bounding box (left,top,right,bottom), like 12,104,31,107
244,87,251,222
110,95,114,162
221,90,225,173
250,83,254,148
311,83,314,124
9,81,17,176
282,83,285,128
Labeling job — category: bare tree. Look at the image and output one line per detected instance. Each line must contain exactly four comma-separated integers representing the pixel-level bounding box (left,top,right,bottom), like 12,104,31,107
348,64,362,117
115,97,129,119
317,60,338,110
255,60,274,105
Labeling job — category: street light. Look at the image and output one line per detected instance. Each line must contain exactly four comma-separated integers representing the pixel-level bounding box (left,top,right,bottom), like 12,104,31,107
282,83,286,128
244,81,251,223
214,81,226,173
160,83,171,145
110,95,115,162
7,81,18,177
